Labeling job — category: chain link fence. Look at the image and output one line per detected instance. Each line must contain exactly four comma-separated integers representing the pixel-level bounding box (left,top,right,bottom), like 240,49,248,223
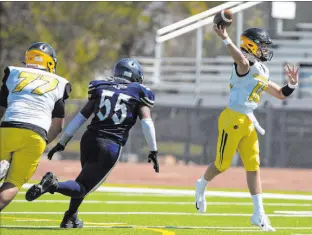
58,99,312,169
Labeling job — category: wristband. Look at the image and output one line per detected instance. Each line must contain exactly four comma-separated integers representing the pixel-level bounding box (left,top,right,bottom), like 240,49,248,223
287,82,298,89
281,83,296,97
223,38,232,46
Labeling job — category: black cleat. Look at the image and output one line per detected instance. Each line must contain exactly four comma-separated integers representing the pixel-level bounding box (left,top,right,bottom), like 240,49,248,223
25,172,58,201
60,211,84,228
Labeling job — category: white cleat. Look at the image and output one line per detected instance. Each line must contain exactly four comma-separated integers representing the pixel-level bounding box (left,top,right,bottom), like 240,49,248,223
251,214,276,232
195,179,206,213
0,160,10,181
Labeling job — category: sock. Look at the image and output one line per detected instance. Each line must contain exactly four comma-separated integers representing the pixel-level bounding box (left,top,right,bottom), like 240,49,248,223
56,181,85,198
197,175,209,193
252,194,265,216
68,197,84,215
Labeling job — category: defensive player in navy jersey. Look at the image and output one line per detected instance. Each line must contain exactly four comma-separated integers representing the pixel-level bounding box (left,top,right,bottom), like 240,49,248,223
25,58,159,228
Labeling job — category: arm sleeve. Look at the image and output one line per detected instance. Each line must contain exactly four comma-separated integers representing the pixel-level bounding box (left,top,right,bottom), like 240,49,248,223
141,118,157,151
58,112,88,146
52,83,72,118
139,85,155,108
0,68,10,108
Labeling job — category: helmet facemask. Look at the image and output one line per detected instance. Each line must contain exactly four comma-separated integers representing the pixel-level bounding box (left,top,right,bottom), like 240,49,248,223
257,43,273,62
240,28,274,63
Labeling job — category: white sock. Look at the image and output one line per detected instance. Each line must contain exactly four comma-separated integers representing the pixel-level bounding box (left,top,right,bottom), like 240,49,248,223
252,194,265,216
196,175,209,193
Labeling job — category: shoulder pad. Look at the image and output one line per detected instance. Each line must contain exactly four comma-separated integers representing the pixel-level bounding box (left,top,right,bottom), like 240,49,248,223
139,84,155,108
88,80,109,100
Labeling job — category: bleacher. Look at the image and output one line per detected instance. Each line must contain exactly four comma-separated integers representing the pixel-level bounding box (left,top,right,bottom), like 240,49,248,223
139,23,312,100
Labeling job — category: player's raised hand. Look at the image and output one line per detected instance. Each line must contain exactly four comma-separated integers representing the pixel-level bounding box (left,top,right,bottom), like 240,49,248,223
284,64,299,85
148,151,159,173
47,143,65,160
213,24,228,40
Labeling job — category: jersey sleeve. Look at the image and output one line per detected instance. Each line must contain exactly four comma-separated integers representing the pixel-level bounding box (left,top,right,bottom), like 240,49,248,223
63,83,72,101
139,84,155,108
52,83,72,118
0,67,10,108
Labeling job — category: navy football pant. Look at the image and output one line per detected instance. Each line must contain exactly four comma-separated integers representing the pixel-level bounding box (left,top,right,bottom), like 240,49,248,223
77,130,122,194
56,130,122,214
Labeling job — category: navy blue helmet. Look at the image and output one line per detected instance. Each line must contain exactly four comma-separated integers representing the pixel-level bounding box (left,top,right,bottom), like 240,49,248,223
113,58,144,84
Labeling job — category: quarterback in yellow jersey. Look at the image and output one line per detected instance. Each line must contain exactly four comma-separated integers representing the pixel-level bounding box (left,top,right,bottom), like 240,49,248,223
0,42,71,211
195,26,299,231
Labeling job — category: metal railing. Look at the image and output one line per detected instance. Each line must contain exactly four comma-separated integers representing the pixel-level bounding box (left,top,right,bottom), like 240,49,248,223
138,56,312,98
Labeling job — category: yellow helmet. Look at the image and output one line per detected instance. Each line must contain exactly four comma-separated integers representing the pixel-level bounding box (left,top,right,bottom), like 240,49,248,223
25,42,57,73
240,28,273,62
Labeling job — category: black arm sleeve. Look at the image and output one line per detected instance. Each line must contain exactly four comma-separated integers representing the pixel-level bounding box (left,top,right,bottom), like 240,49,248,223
52,99,65,118
0,68,10,108
52,83,72,118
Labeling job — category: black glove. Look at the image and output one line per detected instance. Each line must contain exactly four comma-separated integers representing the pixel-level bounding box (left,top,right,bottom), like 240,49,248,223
148,151,159,173
47,143,65,160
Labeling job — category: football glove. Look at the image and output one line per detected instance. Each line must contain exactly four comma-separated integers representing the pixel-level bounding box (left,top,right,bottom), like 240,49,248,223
148,151,159,173
47,143,65,160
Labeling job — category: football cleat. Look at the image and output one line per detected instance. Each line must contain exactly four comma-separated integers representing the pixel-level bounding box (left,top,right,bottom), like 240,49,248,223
251,214,276,232
25,172,58,201
60,211,84,228
195,179,207,213
0,160,10,181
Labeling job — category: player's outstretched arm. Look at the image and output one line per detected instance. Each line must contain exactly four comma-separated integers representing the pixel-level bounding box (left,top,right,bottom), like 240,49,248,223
47,100,95,160
139,105,159,173
266,64,299,100
213,24,249,75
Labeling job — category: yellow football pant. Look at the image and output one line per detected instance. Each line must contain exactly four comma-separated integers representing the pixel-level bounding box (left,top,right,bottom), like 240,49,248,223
0,128,46,189
215,107,260,172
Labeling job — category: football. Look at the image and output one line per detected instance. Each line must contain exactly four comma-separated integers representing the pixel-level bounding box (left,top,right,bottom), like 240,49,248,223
213,9,233,28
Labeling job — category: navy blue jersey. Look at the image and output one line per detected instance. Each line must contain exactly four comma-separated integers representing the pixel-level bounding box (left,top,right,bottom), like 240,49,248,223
87,79,155,145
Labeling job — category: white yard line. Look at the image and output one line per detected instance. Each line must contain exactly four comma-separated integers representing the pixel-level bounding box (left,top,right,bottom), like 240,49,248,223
2,211,312,217
13,200,101,203
1,225,312,230
105,201,312,207
274,211,312,215
21,184,312,200
14,220,126,225
12,198,312,207
0,225,126,229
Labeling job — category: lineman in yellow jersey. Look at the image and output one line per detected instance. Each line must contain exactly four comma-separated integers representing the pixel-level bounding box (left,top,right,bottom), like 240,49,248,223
0,42,71,211
195,26,299,231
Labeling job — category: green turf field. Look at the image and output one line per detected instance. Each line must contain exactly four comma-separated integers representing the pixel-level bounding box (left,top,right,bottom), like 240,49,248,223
1,185,312,235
